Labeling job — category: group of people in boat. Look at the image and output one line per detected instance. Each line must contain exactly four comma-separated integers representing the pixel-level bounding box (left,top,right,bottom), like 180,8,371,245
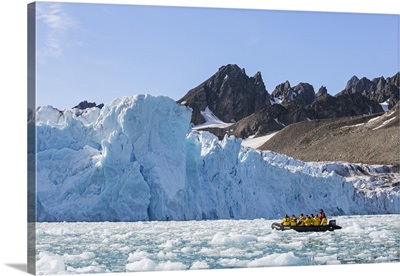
281,209,328,227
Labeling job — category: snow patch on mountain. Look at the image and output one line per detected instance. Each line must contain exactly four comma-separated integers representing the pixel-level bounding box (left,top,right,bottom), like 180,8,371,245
270,97,282,105
339,106,398,132
193,106,233,130
273,118,285,126
242,132,279,149
372,117,396,130
34,94,400,222
380,100,389,112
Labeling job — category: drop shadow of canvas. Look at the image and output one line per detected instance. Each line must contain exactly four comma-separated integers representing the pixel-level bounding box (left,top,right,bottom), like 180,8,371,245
6,263,27,273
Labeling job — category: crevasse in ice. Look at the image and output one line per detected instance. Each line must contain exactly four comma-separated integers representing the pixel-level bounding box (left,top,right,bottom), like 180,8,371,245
34,95,399,221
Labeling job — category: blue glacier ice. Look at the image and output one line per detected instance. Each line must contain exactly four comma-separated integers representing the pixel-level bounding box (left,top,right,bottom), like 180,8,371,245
34,94,399,222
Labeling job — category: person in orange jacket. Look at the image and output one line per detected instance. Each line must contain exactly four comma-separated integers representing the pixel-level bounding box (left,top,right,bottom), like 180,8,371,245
318,209,326,219
320,214,328,226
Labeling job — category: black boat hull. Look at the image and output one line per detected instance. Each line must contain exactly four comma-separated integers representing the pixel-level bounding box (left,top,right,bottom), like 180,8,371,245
271,221,342,232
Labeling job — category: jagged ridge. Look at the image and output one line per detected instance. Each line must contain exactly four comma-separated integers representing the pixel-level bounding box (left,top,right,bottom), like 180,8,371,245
178,64,270,125
183,64,399,140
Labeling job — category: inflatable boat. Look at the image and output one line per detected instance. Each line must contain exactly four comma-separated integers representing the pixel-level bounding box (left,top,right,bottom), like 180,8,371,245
271,220,342,232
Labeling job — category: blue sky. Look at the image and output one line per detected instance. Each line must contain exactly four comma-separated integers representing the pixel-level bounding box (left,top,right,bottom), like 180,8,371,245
35,1,399,109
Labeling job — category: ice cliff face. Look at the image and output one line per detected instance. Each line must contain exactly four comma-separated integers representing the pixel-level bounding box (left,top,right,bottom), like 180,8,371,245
35,95,399,222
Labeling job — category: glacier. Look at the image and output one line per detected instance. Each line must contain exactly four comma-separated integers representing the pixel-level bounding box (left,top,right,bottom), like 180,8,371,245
33,94,400,222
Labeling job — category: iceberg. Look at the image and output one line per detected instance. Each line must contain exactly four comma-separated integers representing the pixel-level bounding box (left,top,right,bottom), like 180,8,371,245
34,94,399,222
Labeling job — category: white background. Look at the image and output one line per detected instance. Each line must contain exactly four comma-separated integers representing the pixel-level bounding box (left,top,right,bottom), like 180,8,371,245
0,1,399,276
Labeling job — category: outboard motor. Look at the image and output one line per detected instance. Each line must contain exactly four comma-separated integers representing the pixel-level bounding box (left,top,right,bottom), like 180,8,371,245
329,220,337,226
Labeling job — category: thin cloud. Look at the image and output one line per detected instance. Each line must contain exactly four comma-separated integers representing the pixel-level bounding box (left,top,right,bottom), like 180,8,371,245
36,2,78,62
37,2,75,30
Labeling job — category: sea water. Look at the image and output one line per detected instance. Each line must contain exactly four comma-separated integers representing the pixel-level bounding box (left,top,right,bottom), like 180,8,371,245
34,215,400,275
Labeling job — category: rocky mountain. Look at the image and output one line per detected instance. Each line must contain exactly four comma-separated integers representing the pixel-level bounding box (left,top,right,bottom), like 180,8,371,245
199,85,386,139
316,86,328,98
337,73,399,109
259,102,400,166
305,92,383,120
271,81,315,106
73,100,104,109
186,66,399,140
177,64,271,125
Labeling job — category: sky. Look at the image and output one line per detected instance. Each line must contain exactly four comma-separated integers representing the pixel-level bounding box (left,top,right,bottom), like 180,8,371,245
1,2,400,276
35,1,399,109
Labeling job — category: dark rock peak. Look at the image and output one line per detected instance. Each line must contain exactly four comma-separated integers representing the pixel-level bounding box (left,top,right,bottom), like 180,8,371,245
316,86,328,97
390,72,400,82
372,76,386,84
293,83,316,106
274,80,291,92
251,71,264,85
293,82,314,94
73,100,104,110
346,75,359,88
283,80,291,90
343,76,374,95
178,64,271,125
338,72,399,109
214,64,249,82
218,64,244,73
214,65,265,90
271,81,291,98
356,77,375,91
271,81,315,106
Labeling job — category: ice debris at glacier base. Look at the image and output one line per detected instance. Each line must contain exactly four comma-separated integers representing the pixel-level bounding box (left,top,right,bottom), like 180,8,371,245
33,94,399,222
35,215,400,274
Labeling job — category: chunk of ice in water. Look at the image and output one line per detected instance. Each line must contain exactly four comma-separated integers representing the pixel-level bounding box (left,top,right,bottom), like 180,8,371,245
36,253,65,274
248,252,307,267
126,258,157,271
63,252,95,262
190,261,209,269
66,265,108,274
156,261,187,270
314,254,340,265
210,232,257,245
218,258,250,267
127,251,151,262
375,256,389,262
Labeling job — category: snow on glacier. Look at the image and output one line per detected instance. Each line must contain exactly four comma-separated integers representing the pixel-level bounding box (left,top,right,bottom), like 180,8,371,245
35,94,400,222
